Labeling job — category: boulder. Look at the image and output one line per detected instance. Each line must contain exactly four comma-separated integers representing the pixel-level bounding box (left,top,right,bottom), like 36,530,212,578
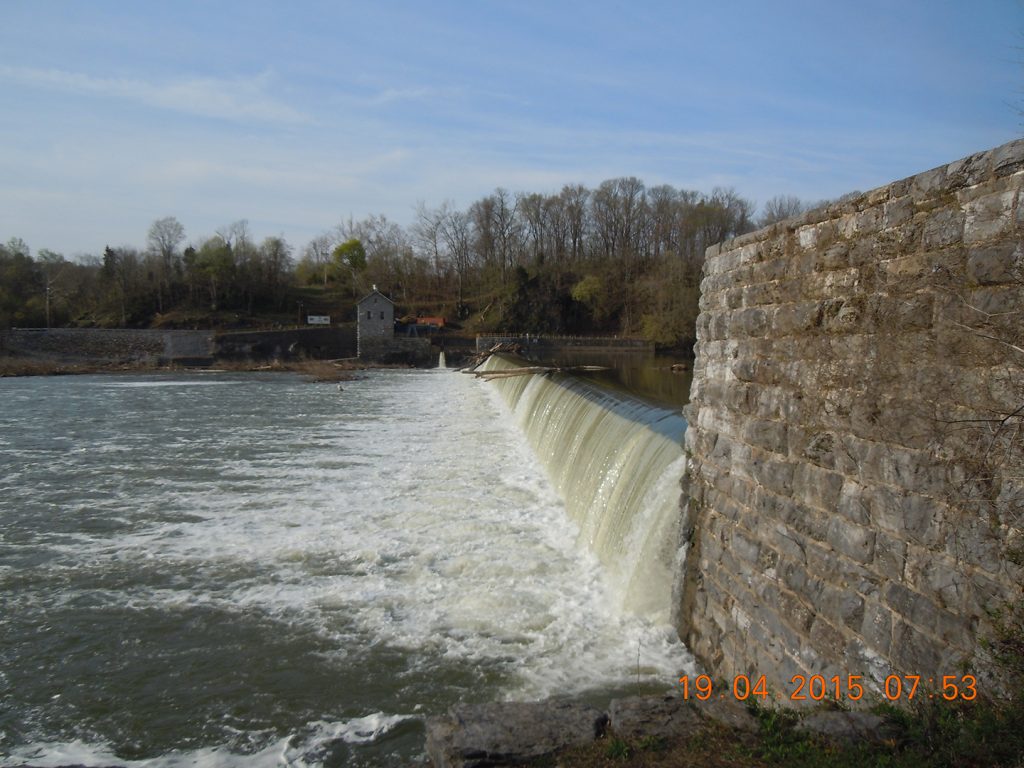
425,699,607,768
609,695,702,740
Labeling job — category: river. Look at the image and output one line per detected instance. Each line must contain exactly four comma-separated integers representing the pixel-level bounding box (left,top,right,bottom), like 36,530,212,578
0,368,694,766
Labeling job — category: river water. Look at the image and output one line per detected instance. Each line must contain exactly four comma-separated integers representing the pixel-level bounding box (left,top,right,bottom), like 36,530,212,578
0,368,694,767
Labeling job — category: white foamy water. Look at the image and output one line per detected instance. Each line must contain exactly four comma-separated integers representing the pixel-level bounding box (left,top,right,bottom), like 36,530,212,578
480,356,689,621
0,369,694,767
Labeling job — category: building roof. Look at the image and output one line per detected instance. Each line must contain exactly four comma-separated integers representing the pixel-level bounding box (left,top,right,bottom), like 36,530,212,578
357,287,395,306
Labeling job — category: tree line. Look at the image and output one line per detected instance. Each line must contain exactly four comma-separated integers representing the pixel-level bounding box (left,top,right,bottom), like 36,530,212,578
1,182,819,349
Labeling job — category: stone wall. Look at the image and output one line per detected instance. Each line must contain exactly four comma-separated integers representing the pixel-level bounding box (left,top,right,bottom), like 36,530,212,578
1,328,213,364
358,336,434,366
475,334,653,352
679,139,1024,700
214,327,356,361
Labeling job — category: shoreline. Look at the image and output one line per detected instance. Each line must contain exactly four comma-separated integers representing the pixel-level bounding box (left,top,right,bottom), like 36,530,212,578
0,356,416,381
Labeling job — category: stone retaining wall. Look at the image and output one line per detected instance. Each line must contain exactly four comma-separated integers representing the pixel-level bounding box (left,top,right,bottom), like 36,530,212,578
679,139,1024,700
1,328,213,364
475,334,652,352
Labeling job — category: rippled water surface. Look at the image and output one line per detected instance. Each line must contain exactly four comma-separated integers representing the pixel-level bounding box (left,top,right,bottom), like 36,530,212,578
0,370,693,767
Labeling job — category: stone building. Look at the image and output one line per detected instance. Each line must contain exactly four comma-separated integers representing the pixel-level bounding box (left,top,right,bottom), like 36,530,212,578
357,286,394,358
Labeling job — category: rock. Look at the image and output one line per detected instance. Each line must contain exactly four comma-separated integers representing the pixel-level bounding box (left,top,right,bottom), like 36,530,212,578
696,696,760,733
794,711,887,744
609,695,701,740
424,699,607,768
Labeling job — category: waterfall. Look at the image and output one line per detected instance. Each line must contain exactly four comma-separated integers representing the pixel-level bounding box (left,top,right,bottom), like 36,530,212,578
480,355,687,622
438,350,447,369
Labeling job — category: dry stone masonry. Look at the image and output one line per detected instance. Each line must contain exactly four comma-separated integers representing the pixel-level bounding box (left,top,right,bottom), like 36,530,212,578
679,139,1024,701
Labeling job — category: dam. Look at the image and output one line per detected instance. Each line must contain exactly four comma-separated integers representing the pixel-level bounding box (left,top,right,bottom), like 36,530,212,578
479,355,688,622
1,139,1020,766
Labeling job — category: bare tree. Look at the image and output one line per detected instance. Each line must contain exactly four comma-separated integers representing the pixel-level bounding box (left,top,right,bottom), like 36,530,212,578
758,194,806,227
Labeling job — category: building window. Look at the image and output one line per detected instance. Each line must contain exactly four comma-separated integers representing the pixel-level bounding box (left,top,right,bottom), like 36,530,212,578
366,310,371,320
380,311,385,320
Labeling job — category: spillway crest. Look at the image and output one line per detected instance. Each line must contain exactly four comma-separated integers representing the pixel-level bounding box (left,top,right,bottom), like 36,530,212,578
480,355,687,621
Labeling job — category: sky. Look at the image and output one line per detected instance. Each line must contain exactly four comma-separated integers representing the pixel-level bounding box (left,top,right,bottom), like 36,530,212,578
1,0,1021,258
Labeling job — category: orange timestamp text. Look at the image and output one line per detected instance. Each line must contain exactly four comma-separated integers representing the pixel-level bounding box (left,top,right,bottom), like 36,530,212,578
678,673,978,702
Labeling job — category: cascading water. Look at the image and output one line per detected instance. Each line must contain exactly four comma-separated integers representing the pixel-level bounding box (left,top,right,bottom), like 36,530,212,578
479,355,687,622
438,350,447,369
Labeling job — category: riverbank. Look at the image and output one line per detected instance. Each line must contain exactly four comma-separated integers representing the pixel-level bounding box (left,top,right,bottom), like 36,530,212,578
428,689,1024,768
0,356,368,381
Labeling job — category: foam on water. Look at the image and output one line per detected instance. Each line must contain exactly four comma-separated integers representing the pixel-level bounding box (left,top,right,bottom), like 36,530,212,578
0,370,694,766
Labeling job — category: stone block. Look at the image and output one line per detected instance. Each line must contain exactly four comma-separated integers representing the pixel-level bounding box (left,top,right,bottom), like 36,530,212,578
780,560,825,607
742,417,789,455
826,516,877,564
964,189,1016,244
947,150,995,189
963,283,1024,319
730,526,762,564
742,281,781,306
725,288,744,309
873,531,908,580
883,196,915,229
891,619,942,675
799,430,837,470
736,241,764,265
877,446,945,496
732,307,769,337
910,166,949,201
798,224,818,250
809,616,848,662
930,607,972,649
944,515,1004,575
967,243,1021,285
968,570,1014,613
833,588,866,632
757,587,809,649
903,549,967,614
880,581,950,651
751,257,790,283
836,479,870,525
922,208,965,249
860,600,894,656
764,521,808,562
988,139,1024,177
754,457,796,496
793,463,844,512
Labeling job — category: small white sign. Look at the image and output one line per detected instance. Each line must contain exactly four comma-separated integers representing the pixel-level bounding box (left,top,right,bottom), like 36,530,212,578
307,315,331,325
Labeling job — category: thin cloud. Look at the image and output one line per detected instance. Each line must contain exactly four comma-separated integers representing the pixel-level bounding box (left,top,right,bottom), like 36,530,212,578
0,66,310,124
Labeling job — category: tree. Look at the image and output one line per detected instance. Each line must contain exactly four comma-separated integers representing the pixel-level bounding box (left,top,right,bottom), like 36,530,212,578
102,246,142,326
298,233,338,286
147,216,186,312
0,239,41,328
758,195,806,227
193,236,234,311
332,238,367,295
439,205,472,308
258,236,293,309
36,249,67,328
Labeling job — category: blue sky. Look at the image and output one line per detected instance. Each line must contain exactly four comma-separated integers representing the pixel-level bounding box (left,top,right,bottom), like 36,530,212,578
1,0,1020,258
